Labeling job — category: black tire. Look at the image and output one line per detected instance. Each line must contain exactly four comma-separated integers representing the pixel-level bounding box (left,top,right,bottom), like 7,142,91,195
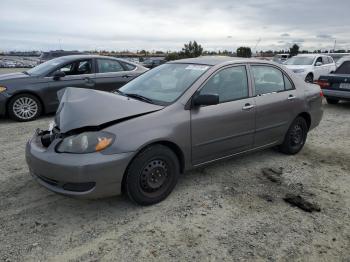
326,98,339,104
279,117,308,155
125,145,180,205
8,94,42,122
305,74,313,83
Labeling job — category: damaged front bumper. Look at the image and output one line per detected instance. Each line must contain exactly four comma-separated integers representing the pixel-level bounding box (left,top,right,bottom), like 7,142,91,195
25,130,134,199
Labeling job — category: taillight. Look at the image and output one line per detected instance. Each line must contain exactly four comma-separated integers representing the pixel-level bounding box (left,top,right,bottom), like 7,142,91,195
320,91,324,97
315,80,330,88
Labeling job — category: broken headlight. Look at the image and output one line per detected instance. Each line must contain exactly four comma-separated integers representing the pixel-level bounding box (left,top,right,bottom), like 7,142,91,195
56,131,115,154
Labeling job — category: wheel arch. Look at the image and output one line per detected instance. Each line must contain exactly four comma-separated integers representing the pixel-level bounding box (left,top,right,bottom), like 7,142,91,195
297,112,311,130
121,140,186,193
306,72,314,78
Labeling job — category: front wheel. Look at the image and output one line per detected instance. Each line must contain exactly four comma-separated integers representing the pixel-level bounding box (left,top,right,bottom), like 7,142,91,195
125,145,180,205
305,74,313,83
8,94,42,122
279,117,308,155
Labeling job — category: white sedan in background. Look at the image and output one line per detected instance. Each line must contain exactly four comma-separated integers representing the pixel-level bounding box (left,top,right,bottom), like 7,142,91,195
284,54,336,82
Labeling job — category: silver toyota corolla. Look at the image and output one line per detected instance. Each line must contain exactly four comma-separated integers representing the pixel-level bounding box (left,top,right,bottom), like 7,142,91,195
26,56,323,205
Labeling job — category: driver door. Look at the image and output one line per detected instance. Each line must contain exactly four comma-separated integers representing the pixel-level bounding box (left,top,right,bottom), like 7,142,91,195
46,59,95,112
191,65,255,165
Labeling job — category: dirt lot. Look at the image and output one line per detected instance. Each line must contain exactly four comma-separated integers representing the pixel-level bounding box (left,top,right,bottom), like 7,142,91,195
0,100,349,261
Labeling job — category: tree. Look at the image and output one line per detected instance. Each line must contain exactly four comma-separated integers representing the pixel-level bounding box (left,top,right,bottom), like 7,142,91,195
181,41,203,58
165,52,181,61
165,40,203,61
236,47,252,58
289,44,299,57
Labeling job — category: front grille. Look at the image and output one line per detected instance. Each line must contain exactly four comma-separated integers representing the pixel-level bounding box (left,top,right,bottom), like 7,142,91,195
37,174,95,193
63,182,96,192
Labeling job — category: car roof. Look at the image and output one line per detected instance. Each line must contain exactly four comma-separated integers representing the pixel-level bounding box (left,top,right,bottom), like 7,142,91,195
169,56,267,66
295,54,331,58
58,54,128,61
55,55,141,66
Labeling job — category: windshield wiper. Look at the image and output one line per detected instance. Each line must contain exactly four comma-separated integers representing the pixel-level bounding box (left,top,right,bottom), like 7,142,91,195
124,93,154,104
22,71,30,75
113,89,125,95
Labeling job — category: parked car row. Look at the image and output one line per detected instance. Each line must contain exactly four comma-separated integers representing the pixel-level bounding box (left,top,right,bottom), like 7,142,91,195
316,56,350,104
25,56,323,205
284,54,336,83
0,55,148,121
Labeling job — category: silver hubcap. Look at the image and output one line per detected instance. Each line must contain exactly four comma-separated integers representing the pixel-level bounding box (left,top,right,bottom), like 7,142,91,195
13,97,38,120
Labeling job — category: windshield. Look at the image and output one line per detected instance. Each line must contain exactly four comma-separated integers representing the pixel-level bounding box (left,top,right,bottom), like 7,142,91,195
119,63,210,105
285,56,315,65
26,57,67,76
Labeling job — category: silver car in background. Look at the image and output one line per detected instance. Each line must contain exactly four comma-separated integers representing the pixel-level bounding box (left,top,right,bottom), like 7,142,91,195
26,56,323,205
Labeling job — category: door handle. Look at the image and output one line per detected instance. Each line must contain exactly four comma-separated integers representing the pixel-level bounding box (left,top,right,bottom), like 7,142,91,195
84,77,93,82
84,77,95,86
287,94,296,100
122,74,133,78
242,103,255,110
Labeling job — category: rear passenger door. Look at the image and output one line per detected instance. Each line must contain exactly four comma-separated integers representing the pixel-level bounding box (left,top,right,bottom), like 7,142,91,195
250,65,302,147
191,65,256,165
94,59,136,92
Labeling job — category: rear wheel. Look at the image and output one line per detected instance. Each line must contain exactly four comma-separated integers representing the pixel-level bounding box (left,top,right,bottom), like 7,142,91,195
305,74,313,83
125,145,180,205
8,94,42,122
279,117,308,155
326,98,339,104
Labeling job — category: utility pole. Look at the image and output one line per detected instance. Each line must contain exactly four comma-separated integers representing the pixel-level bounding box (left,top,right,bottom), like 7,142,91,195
254,38,261,51
333,39,336,52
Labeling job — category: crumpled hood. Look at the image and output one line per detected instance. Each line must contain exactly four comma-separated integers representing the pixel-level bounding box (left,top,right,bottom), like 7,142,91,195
55,87,164,133
0,72,30,81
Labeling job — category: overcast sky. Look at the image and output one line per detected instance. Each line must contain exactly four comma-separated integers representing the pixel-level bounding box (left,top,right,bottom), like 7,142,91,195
0,0,349,52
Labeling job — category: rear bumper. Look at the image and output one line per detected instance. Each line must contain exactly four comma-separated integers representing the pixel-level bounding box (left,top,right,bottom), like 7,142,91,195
26,133,135,199
322,89,350,100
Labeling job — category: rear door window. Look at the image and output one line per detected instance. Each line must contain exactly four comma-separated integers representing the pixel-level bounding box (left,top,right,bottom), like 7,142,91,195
121,62,136,71
251,66,285,95
97,59,124,73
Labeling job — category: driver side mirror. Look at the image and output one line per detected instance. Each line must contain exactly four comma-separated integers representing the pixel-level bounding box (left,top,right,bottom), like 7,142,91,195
315,62,323,66
193,94,219,107
53,70,66,81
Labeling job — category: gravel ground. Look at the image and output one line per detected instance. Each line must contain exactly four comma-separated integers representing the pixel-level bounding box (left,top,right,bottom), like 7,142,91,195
0,100,349,261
